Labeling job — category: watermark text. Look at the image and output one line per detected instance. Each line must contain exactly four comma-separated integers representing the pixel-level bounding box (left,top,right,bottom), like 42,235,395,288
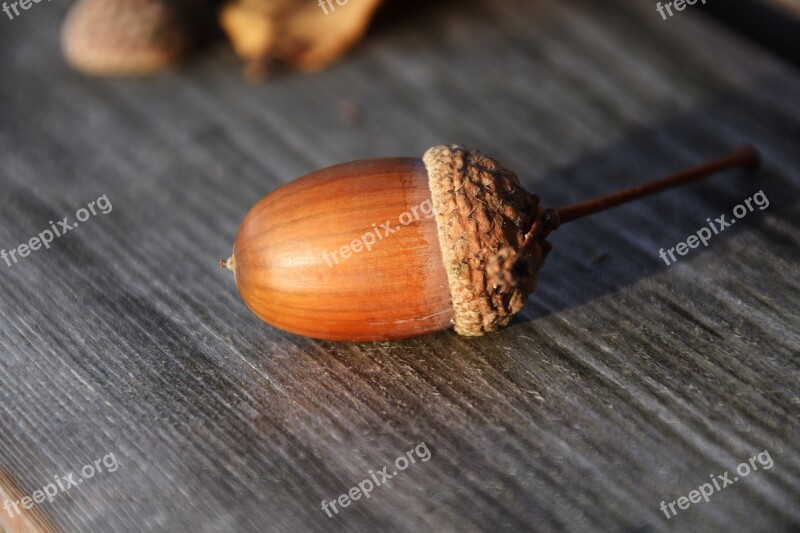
657,0,707,20
321,442,432,518
658,190,768,266
3,452,121,518
322,199,435,268
659,449,773,519
1,194,112,268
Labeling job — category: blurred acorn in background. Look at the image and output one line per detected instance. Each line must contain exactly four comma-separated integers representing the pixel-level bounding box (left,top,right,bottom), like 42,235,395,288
61,0,383,78
61,0,213,76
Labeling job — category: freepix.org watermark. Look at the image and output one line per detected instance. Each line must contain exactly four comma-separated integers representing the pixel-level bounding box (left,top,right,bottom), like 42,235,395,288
659,449,774,519
656,0,707,21
317,0,348,15
658,190,768,266
3,453,120,519
322,198,435,268
321,442,432,518
2,0,51,21
1,194,112,268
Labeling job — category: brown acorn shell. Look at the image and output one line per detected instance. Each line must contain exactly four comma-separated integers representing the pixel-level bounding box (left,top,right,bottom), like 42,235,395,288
231,158,454,342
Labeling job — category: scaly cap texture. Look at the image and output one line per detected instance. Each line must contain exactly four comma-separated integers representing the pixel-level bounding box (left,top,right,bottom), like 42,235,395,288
424,145,552,336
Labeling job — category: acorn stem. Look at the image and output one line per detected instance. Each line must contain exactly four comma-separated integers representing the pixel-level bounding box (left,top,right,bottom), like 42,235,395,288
554,144,762,225
512,144,762,269
220,256,235,272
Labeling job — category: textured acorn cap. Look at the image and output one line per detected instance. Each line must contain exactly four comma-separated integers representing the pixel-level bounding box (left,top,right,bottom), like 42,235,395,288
61,0,204,76
424,145,552,336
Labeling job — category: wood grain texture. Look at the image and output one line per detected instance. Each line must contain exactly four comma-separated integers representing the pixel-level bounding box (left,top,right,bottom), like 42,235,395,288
0,470,54,532
0,0,798,531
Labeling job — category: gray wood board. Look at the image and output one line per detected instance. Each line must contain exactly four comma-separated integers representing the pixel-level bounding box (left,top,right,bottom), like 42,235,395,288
0,0,798,531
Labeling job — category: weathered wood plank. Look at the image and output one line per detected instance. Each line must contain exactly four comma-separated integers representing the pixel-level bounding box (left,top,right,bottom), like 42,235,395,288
0,0,798,531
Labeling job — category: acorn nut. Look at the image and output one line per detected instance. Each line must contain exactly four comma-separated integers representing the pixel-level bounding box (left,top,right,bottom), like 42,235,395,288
61,0,211,76
221,144,761,342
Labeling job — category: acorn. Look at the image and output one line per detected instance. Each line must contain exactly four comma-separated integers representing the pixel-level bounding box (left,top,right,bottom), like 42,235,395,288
61,0,381,79
61,0,213,76
221,144,761,342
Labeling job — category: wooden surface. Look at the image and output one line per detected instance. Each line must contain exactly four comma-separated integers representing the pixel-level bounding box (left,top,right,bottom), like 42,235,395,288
705,0,800,68
1,0,798,531
761,0,800,14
